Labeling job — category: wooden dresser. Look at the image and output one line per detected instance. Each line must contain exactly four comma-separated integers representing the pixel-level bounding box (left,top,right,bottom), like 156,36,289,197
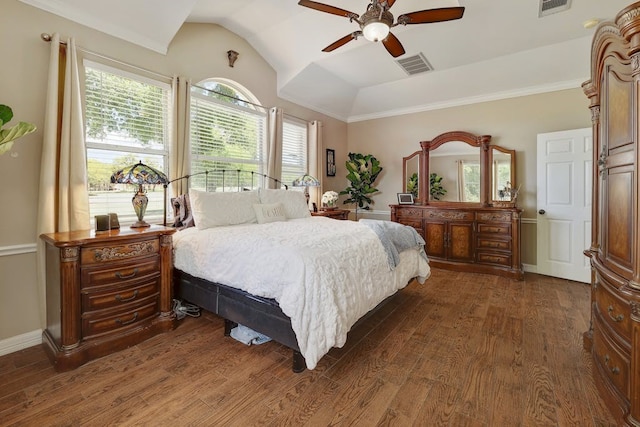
391,205,523,280
582,3,640,424
40,225,176,371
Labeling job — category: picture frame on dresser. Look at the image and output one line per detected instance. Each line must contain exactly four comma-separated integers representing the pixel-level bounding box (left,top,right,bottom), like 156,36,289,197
397,193,414,204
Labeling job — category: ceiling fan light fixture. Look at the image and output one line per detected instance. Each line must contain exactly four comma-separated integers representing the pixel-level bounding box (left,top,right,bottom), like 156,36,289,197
363,20,390,42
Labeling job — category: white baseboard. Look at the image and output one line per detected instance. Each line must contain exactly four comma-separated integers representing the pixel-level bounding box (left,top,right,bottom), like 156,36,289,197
0,329,42,356
523,263,537,273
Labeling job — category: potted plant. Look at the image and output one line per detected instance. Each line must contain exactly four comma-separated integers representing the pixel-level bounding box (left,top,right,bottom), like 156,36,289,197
0,104,36,155
430,173,447,200
339,152,382,219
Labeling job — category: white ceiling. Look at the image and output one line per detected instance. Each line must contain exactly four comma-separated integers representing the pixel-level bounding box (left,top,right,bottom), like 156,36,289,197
21,0,633,122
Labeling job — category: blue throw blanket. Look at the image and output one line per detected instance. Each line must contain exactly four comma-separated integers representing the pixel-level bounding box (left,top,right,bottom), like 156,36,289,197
359,219,428,269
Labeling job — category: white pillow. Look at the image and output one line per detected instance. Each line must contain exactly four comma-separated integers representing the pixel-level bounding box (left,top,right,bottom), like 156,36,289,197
259,189,311,219
189,189,259,229
253,203,287,224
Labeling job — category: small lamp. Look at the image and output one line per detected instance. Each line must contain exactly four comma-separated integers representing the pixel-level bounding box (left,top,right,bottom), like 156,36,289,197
292,173,320,208
111,161,168,228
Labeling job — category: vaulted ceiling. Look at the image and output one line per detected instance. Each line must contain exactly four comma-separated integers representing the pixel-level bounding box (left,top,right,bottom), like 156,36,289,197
20,0,633,122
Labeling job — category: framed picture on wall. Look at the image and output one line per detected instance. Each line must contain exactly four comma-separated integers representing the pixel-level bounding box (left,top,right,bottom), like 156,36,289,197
326,148,336,177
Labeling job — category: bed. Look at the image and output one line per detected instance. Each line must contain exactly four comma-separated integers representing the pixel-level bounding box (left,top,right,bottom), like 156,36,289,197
167,172,430,372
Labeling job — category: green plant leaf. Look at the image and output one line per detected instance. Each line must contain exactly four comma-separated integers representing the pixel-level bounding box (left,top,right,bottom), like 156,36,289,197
0,104,13,128
0,121,37,145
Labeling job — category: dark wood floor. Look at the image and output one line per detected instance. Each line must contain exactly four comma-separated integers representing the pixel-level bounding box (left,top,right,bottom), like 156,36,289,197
0,269,616,426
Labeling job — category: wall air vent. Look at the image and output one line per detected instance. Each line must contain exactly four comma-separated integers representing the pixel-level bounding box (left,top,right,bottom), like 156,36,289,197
539,0,571,17
396,53,433,76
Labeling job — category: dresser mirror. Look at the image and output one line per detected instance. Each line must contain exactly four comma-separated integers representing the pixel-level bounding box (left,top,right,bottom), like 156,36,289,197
404,131,518,207
402,150,421,201
428,140,482,203
490,146,516,202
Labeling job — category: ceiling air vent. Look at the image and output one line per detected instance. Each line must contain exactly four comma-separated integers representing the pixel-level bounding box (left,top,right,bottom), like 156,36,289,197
539,0,571,17
396,53,433,76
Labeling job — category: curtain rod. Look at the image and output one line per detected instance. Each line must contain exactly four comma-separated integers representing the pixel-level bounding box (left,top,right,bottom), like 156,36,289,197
40,32,172,81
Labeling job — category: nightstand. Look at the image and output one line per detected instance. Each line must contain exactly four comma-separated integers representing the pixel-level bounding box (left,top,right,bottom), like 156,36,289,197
312,209,350,220
40,225,177,371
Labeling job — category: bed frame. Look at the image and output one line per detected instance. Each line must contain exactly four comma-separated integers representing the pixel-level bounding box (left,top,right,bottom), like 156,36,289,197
166,170,396,372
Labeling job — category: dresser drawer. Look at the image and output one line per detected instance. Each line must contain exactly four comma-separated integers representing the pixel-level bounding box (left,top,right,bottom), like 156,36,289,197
81,239,159,266
477,237,511,251
595,276,631,341
477,251,511,267
82,280,159,312
82,256,160,289
477,223,511,235
476,211,513,223
425,210,474,221
396,208,424,219
82,297,159,339
593,317,630,399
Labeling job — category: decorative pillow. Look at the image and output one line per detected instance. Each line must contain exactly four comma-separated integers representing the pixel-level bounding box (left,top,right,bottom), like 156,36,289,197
189,189,259,229
253,203,287,224
259,188,311,219
171,194,195,230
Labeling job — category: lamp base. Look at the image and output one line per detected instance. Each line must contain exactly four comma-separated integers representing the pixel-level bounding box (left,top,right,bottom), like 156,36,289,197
130,220,151,228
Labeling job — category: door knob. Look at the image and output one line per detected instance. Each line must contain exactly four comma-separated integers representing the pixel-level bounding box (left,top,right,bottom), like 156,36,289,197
538,209,546,215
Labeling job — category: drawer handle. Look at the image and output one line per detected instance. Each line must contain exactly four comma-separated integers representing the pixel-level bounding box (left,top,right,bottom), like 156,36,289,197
115,268,139,280
604,355,621,375
115,312,139,326
115,290,139,303
607,305,624,322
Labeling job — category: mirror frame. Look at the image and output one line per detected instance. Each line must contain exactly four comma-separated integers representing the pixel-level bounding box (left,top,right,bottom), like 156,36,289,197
402,150,422,202
419,131,491,206
489,145,516,203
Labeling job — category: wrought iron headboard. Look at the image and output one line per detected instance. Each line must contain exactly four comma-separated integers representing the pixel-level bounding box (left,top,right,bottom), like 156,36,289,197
162,169,288,226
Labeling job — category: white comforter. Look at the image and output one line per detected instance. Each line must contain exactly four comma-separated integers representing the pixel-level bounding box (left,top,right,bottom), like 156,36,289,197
172,216,430,369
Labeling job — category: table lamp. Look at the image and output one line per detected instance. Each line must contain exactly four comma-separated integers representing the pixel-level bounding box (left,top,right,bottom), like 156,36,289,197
111,161,168,228
292,173,320,208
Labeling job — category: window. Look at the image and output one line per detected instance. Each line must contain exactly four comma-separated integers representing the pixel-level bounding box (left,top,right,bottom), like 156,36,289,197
84,61,171,225
282,116,308,186
189,80,267,191
460,161,481,202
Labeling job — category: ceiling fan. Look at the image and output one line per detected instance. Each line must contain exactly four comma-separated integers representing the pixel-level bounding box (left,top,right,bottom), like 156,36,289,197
298,0,465,58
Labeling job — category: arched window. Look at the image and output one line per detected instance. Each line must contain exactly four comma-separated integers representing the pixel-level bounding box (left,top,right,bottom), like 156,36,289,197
189,78,309,191
189,79,268,190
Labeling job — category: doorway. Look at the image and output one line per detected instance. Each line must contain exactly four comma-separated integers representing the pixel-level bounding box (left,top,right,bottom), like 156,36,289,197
536,128,592,283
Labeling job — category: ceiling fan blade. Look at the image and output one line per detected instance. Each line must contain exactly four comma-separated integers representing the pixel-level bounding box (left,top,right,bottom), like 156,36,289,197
322,32,360,52
298,0,359,19
398,7,465,25
382,32,405,58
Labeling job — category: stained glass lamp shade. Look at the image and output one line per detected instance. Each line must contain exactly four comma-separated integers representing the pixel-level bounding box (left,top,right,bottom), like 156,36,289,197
292,173,320,207
110,161,168,228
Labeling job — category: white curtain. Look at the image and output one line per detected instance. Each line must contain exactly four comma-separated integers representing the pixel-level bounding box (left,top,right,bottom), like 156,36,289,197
36,34,89,327
308,120,323,206
170,76,191,197
266,107,283,188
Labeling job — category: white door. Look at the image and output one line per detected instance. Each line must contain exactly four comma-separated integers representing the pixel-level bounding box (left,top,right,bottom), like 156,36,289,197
536,128,592,283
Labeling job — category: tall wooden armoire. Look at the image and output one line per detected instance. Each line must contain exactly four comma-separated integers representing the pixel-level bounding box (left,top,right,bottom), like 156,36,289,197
583,2,640,424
